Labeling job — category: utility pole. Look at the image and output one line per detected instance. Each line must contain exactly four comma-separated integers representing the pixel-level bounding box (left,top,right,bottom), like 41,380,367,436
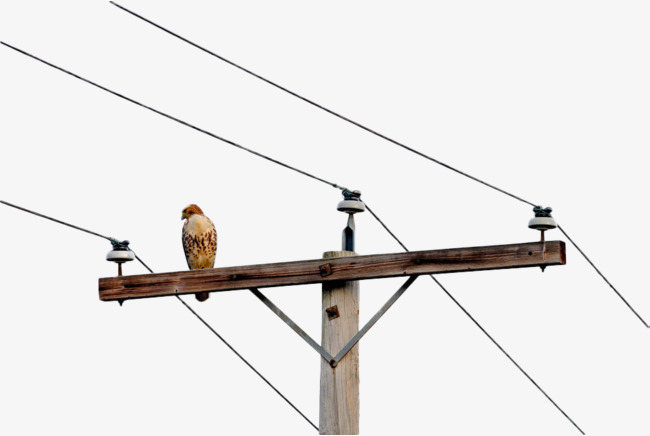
318,190,365,434
320,250,359,434
99,200,565,435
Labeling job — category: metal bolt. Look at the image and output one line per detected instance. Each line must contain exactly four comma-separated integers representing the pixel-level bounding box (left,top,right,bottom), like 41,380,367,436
319,263,333,277
325,305,340,320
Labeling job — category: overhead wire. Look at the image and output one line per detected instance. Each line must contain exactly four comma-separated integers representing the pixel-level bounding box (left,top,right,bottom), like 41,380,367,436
0,42,345,193
558,224,649,328
110,1,535,208
129,246,320,431
0,43,584,433
0,199,319,432
0,199,114,241
366,204,585,435
174,294,319,431
104,3,647,330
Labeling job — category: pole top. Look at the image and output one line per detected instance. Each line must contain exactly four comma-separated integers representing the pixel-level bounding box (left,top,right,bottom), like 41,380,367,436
337,189,365,214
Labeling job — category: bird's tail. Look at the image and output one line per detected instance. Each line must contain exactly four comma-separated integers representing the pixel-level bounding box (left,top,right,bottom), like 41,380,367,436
195,292,209,302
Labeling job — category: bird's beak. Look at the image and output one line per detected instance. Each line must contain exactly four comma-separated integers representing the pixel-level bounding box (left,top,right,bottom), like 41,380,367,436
181,212,188,220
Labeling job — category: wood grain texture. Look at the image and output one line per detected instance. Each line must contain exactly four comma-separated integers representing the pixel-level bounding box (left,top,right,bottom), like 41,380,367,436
99,241,566,302
320,251,359,435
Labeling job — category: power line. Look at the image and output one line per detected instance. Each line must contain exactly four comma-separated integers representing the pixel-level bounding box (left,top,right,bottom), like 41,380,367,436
7,3,632,341
137,265,319,432
0,199,319,432
0,199,114,241
558,224,649,328
132,250,155,275
1,198,582,434
1,43,585,432
366,204,585,435
431,274,585,435
122,238,320,431
0,4,644,429
0,42,346,193
104,3,649,333
110,1,536,208
174,295,318,431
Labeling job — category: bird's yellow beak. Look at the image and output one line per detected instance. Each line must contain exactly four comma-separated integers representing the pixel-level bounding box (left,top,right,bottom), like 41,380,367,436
181,211,189,220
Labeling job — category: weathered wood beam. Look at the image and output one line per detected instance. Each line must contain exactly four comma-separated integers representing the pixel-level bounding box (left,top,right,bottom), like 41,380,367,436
99,241,565,302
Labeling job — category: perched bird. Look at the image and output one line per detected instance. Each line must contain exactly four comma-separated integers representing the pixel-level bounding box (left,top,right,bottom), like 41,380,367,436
181,204,217,302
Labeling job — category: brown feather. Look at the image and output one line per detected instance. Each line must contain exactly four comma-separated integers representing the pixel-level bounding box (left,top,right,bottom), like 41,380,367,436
181,204,217,302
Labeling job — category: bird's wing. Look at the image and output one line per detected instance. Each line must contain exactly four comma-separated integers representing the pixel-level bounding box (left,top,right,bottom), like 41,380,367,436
182,220,194,269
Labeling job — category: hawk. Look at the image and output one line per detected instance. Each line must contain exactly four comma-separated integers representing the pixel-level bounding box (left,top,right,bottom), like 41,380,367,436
181,204,217,302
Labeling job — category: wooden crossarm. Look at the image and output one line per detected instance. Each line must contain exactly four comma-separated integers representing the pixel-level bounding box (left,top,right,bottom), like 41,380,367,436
98,240,565,302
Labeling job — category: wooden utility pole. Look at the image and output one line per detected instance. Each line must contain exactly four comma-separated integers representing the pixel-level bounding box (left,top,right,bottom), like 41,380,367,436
99,193,565,435
320,250,359,435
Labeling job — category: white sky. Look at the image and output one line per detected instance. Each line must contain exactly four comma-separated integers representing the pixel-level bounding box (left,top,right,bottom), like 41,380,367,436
1,1,649,435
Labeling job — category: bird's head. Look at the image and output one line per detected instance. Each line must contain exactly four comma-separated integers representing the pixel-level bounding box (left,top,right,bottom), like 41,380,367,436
181,204,204,220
